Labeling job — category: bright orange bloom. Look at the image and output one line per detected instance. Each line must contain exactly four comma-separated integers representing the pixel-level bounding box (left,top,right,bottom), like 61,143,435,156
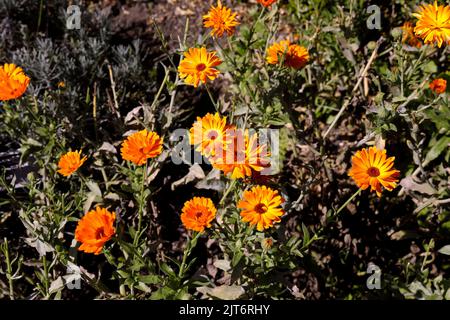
211,129,270,179
189,112,234,157
401,22,422,48
429,78,447,94
178,47,222,88
75,207,116,255
57,150,87,177
203,0,239,37
0,63,30,101
348,146,400,197
413,1,450,48
266,40,309,69
120,129,163,165
181,197,217,232
257,0,277,8
237,185,285,232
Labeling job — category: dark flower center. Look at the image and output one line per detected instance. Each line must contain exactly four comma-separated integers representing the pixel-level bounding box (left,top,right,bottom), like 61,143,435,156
207,130,218,140
196,63,207,72
254,203,268,214
367,167,380,177
195,212,203,219
95,227,105,240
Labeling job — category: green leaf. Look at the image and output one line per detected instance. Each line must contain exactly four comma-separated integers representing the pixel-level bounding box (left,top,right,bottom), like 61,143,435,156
138,274,160,284
438,245,450,255
160,262,176,277
423,136,450,166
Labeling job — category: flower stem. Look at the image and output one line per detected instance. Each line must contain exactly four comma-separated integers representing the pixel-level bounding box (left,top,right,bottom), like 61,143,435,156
133,162,148,247
205,84,219,112
2,238,15,300
334,188,362,217
219,179,237,206
178,232,201,279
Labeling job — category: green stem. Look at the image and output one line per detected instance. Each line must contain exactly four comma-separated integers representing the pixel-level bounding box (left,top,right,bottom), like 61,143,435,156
334,188,362,217
178,232,201,279
205,84,219,112
37,0,44,32
3,239,14,300
133,162,148,246
42,254,49,298
219,179,237,206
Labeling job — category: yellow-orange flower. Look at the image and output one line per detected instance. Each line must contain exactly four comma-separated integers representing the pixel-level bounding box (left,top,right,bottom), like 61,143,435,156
57,150,87,177
429,78,447,94
181,197,217,232
75,207,116,255
203,0,239,37
237,185,285,232
120,129,163,165
0,63,30,101
413,1,450,48
401,22,422,48
189,112,233,157
211,129,270,179
266,40,309,69
257,0,277,8
178,47,222,88
348,146,400,197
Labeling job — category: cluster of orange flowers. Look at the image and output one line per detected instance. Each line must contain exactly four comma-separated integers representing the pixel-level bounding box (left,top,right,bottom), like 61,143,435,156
56,129,164,254
177,0,309,88
3,1,448,256
190,112,271,179
181,185,285,234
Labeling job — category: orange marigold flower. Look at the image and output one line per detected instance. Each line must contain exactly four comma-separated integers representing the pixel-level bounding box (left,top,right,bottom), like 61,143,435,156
348,146,400,197
413,1,450,48
401,21,422,48
211,129,271,179
57,150,87,177
181,197,217,232
120,129,163,165
189,112,234,157
203,0,239,37
237,185,285,232
266,40,309,69
0,63,30,101
429,78,447,94
75,207,116,255
178,47,222,88
257,0,277,8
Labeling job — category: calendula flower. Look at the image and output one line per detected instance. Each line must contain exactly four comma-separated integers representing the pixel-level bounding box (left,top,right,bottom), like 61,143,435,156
401,21,422,48
75,207,116,255
57,81,66,88
211,129,270,179
0,63,30,101
203,0,239,37
238,185,285,232
261,237,274,250
181,197,217,232
190,112,233,157
120,129,163,165
429,78,447,94
178,47,222,88
257,0,277,8
266,40,309,69
57,150,87,177
413,1,450,48
348,146,400,197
